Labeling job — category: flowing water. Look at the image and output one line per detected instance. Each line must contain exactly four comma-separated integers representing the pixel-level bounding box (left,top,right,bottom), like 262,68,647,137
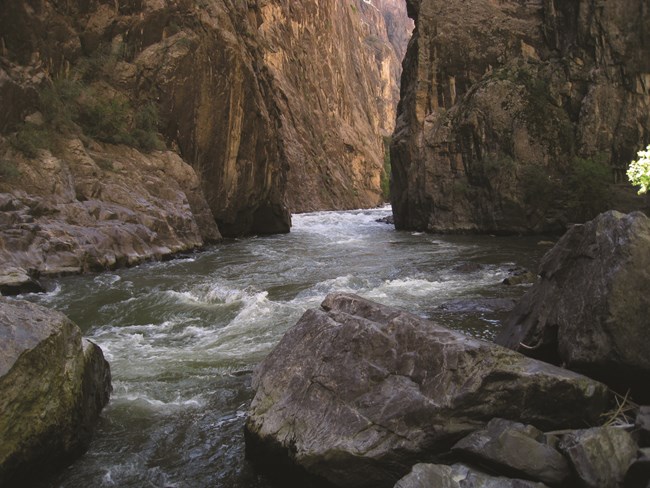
27,206,552,488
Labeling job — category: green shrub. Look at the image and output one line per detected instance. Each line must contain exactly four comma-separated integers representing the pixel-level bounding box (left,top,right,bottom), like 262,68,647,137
0,159,20,179
10,123,53,157
628,145,650,194
38,77,81,132
567,155,611,220
520,163,556,209
77,95,133,145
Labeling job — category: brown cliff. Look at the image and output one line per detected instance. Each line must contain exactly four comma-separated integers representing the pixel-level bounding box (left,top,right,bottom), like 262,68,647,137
392,0,650,233
0,0,412,286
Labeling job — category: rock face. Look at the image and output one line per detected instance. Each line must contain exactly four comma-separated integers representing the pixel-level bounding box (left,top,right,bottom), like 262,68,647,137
0,139,220,292
1,0,412,241
559,427,638,488
246,292,612,488
0,298,111,486
451,418,570,486
392,0,650,233
496,211,650,400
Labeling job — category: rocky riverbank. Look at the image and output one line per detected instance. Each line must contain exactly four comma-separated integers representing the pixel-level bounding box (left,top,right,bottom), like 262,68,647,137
0,138,221,295
0,298,111,487
245,211,650,487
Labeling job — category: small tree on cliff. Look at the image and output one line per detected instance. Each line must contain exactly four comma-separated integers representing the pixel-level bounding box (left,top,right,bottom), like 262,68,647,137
628,145,650,194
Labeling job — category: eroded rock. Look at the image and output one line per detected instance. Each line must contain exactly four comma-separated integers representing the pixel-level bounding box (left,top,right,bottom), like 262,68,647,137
451,418,570,485
246,292,612,488
559,427,637,488
0,298,111,486
496,211,650,400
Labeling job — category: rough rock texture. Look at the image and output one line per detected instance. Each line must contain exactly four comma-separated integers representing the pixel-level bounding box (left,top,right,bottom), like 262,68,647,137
1,0,413,239
394,463,549,488
246,293,612,488
392,0,650,233
496,211,650,400
559,427,638,488
0,138,220,291
451,418,570,485
0,298,111,486
260,0,410,212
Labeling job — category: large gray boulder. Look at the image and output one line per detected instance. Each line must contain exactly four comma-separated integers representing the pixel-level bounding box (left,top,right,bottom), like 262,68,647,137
0,298,111,487
496,211,650,400
246,293,613,488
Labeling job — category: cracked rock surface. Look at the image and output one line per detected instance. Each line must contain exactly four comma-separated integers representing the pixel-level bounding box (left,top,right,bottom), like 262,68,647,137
245,292,612,488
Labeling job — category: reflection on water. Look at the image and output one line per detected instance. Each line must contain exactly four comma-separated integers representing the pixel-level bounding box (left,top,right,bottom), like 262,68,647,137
26,206,551,487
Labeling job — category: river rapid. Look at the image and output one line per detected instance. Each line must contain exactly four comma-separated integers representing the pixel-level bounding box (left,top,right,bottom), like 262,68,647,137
29,206,551,487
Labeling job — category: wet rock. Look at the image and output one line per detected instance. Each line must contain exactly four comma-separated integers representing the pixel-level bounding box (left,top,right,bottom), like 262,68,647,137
451,418,570,485
496,211,650,400
559,427,638,488
624,448,650,488
376,214,395,225
0,298,111,486
246,292,612,488
636,407,650,447
0,267,45,296
502,268,537,286
394,463,549,488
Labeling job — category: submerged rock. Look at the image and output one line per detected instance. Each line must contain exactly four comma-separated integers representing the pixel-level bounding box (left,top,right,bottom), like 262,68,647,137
0,298,111,486
496,211,650,400
394,463,549,488
246,292,612,488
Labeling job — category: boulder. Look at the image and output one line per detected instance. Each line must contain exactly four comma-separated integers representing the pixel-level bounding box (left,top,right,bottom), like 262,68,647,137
559,427,637,488
496,211,650,400
246,293,613,488
451,418,570,485
394,463,549,488
0,298,111,486
0,267,45,296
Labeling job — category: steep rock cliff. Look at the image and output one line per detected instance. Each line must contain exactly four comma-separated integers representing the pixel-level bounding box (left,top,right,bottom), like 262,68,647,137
392,0,650,233
259,0,411,212
1,0,412,244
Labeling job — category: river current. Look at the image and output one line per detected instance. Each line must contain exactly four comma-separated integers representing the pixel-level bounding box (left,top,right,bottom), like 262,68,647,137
28,206,551,487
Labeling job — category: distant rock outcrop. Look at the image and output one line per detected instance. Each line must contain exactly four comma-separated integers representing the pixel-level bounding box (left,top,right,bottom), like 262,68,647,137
496,211,650,401
0,139,220,292
246,292,612,488
392,0,650,234
0,298,111,486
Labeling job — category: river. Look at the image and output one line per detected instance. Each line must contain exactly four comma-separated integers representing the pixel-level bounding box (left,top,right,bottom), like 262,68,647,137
29,206,551,487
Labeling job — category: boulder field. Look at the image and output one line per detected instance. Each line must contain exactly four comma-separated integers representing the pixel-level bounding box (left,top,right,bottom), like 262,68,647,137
0,298,111,487
245,292,614,488
246,211,650,488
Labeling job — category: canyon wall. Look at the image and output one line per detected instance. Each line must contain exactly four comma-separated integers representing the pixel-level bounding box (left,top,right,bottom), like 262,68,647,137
392,0,650,233
0,0,411,284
